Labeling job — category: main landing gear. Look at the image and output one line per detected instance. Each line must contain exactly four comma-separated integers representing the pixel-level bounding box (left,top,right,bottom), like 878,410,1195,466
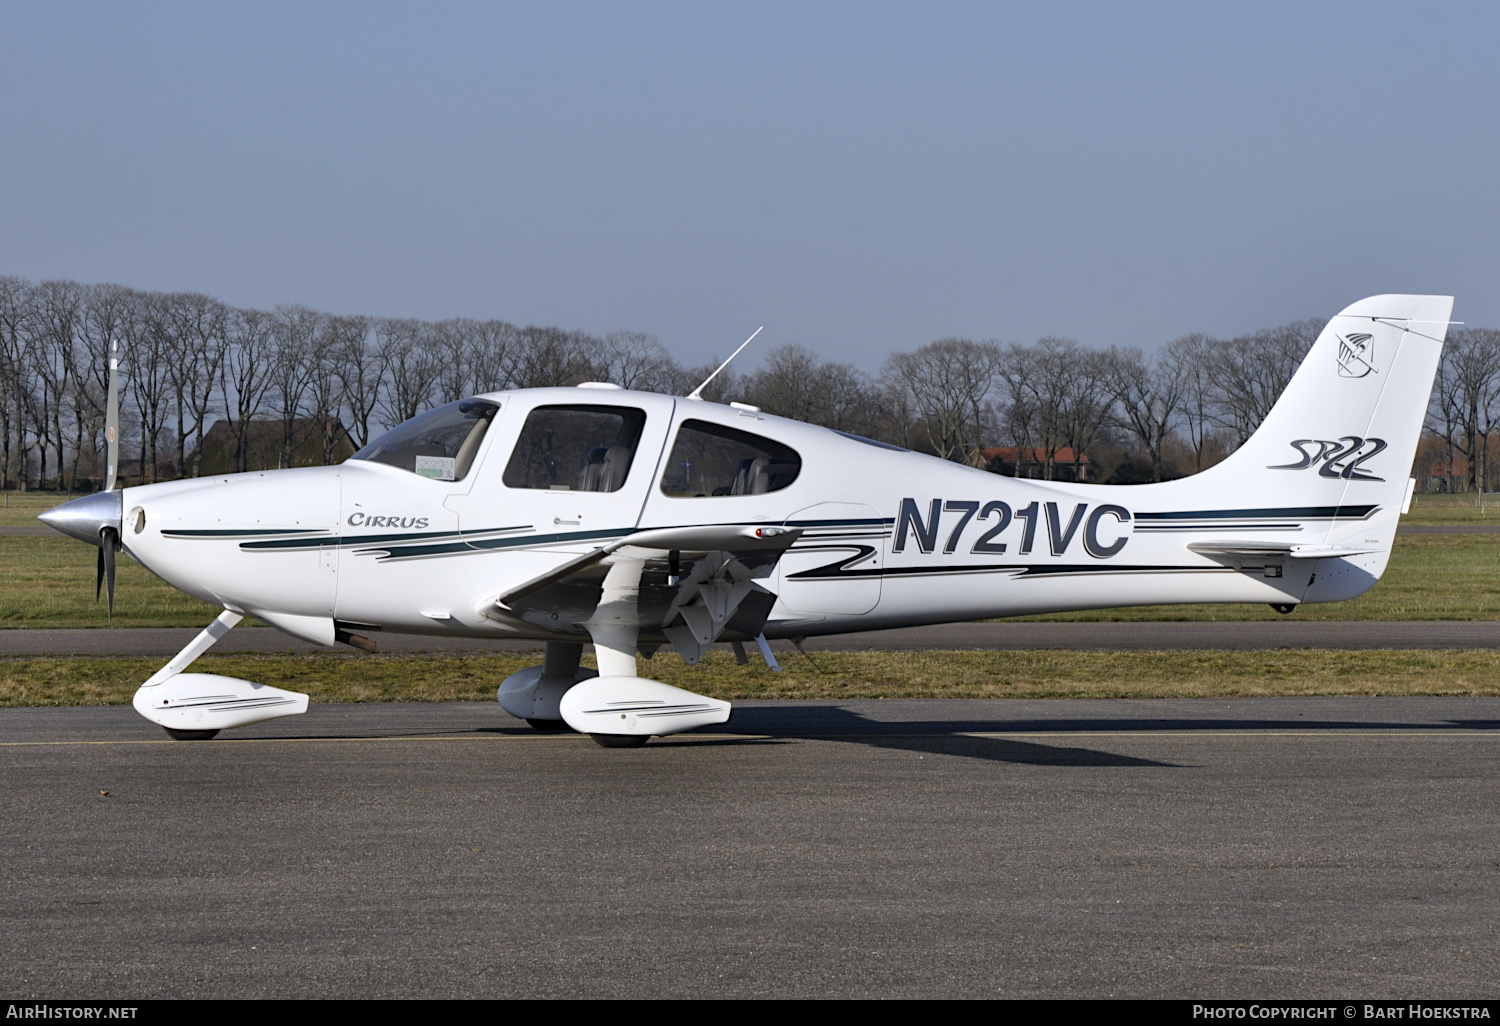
497,613,731,749
589,733,650,749
163,728,220,741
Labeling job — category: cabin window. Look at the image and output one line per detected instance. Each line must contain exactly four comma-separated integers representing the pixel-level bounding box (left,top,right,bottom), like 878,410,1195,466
659,419,801,497
502,405,647,492
351,399,499,481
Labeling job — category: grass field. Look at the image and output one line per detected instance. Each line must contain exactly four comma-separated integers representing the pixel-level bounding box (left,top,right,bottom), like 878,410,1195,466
6,648,1500,707
0,531,1495,628
0,535,225,627
1403,490,1500,524
0,490,75,528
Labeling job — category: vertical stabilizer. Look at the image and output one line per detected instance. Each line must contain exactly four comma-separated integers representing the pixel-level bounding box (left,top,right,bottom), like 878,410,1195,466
1170,294,1452,598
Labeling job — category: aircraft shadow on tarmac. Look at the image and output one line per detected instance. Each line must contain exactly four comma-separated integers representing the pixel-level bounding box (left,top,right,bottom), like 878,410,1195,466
257,708,1500,770
720,707,1500,738
683,705,1500,768
706,706,1183,768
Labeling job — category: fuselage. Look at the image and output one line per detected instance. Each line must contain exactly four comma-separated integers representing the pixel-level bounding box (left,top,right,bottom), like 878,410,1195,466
116,385,1388,646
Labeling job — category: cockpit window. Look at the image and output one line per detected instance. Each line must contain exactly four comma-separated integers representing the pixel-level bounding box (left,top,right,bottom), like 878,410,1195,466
659,419,801,497
502,405,647,492
351,399,499,481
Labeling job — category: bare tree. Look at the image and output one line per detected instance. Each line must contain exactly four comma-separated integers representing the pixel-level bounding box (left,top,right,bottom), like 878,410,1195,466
884,338,1002,464
25,280,89,489
810,361,885,438
0,276,28,487
742,344,883,436
1161,334,1217,473
1213,319,1324,446
1432,329,1500,493
164,293,228,478
506,326,600,389
220,309,277,473
743,345,824,422
433,319,479,404
601,331,679,392
1052,341,1114,482
376,319,441,426
469,320,518,394
306,318,351,465
1000,338,1069,478
123,292,178,483
1106,345,1183,482
269,306,321,469
334,317,383,450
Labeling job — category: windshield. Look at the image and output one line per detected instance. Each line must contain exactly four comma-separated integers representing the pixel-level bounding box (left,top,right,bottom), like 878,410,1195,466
351,399,499,481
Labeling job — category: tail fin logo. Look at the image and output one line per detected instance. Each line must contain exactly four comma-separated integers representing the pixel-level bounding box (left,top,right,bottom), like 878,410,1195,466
1336,332,1377,378
1268,436,1387,481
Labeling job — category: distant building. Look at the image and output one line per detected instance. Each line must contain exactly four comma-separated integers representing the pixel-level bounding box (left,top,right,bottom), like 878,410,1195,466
981,446,1092,482
1413,433,1497,493
190,418,356,475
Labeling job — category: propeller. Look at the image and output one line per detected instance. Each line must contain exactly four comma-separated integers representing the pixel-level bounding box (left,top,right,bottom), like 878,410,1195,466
104,338,119,492
96,337,122,616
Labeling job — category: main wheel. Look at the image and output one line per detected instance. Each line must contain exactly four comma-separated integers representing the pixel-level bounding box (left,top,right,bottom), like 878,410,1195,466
525,718,573,732
591,733,650,749
164,728,220,741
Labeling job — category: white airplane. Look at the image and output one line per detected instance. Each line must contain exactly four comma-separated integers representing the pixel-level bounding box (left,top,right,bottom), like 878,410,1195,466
39,294,1452,746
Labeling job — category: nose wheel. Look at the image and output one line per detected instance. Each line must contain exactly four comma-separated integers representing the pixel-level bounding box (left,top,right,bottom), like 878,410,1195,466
163,728,220,741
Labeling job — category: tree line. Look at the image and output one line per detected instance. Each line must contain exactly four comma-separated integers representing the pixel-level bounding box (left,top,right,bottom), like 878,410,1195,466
1,274,1494,492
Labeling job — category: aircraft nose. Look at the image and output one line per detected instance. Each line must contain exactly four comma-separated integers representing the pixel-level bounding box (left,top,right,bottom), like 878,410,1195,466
38,491,123,547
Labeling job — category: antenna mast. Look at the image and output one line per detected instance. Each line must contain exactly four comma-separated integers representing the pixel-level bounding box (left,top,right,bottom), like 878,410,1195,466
687,327,763,401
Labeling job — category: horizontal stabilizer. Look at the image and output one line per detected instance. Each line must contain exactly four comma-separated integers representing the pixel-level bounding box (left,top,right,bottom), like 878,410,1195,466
1187,541,1379,559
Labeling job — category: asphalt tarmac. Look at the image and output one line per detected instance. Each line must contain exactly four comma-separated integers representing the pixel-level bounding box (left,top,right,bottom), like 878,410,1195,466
3,698,1499,998
3,619,1499,657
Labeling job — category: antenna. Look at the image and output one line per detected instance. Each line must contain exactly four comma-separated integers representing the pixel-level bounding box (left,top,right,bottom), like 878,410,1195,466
687,327,763,401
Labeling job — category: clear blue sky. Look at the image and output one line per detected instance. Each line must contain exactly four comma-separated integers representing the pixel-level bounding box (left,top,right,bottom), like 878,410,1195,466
2,1,1496,369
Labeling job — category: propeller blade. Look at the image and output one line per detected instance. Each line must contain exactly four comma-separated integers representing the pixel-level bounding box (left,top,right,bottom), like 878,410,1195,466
96,546,105,603
101,528,118,618
104,338,120,492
